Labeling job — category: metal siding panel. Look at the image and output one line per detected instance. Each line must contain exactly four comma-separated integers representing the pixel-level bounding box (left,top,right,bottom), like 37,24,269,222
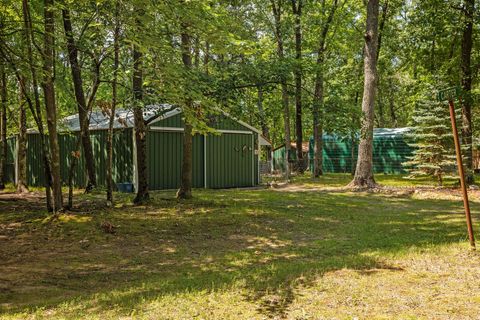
192,135,204,188
26,134,44,186
153,114,183,128
23,129,133,188
146,131,154,189
211,114,252,131
112,129,133,184
60,133,85,188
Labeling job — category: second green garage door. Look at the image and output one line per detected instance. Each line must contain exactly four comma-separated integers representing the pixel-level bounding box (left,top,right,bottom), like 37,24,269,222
147,130,255,190
205,133,254,188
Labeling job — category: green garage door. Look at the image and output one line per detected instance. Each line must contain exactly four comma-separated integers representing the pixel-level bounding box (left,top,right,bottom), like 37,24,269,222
206,133,254,188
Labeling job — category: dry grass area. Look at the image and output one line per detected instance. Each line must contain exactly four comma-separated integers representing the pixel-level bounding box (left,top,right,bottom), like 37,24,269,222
1,174,480,319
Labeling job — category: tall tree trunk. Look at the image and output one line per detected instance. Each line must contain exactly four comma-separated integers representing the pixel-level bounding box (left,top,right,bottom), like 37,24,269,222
350,129,356,175
349,0,380,188
292,0,304,172
312,0,338,178
107,1,120,205
132,45,149,204
0,61,7,189
62,9,96,192
43,0,63,211
22,0,52,210
351,48,365,175
313,51,324,178
271,0,291,181
16,77,28,193
177,30,193,199
375,1,388,128
460,0,474,180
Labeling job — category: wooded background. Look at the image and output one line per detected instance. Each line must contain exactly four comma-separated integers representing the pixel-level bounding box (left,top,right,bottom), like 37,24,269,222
0,0,478,210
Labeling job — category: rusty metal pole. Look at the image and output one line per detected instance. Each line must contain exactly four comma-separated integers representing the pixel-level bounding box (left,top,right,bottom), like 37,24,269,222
448,99,476,250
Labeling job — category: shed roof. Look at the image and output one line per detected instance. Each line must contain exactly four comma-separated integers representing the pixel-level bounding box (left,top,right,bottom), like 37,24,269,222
57,104,271,146
373,127,412,137
61,104,180,131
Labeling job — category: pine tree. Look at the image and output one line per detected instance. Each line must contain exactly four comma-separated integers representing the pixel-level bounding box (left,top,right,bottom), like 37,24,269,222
404,97,458,185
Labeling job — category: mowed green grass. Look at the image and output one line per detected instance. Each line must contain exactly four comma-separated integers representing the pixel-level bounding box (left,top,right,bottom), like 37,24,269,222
1,174,480,319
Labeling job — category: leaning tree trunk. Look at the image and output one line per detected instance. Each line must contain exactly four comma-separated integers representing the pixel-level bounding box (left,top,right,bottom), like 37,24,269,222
22,0,52,209
62,9,97,192
132,44,149,204
292,0,304,172
177,30,193,200
460,0,474,180
107,1,120,205
43,0,63,211
16,77,28,193
349,0,380,189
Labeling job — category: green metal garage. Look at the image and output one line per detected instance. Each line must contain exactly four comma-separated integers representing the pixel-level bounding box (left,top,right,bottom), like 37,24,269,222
14,104,270,190
272,128,414,174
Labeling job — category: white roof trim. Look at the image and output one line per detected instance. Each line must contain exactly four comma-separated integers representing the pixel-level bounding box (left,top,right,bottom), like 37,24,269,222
259,135,271,146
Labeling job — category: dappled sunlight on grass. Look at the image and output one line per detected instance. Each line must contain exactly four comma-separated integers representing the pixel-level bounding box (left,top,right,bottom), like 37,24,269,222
1,175,480,318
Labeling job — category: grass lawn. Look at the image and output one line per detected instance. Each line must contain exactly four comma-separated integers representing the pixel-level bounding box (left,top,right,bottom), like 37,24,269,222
1,174,480,319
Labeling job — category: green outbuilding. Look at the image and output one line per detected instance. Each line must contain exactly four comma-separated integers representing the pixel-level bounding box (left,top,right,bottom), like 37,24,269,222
13,104,270,190
273,128,414,174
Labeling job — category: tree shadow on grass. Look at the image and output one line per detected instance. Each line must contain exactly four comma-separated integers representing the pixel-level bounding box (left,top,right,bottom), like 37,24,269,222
0,188,477,318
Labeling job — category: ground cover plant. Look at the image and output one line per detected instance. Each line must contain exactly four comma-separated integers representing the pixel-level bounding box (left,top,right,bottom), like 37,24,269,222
1,174,480,319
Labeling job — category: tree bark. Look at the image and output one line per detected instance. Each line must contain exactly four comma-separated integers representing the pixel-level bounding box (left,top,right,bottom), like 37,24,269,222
107,1,120,205
460,0,474,178
313,51,324,178
271,0,291,181
291,0,304,172
62,9,97,192
43,0,63,211
132,44,149,204
22,0,52,210
177,122,193,199
0,61,7,189
177,30,193,199
16,77,29,193
312,0,338,178
349,0,380,189
375,1,388,128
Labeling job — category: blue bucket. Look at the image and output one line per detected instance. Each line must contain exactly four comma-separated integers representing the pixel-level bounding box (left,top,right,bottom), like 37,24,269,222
116,182,134,193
